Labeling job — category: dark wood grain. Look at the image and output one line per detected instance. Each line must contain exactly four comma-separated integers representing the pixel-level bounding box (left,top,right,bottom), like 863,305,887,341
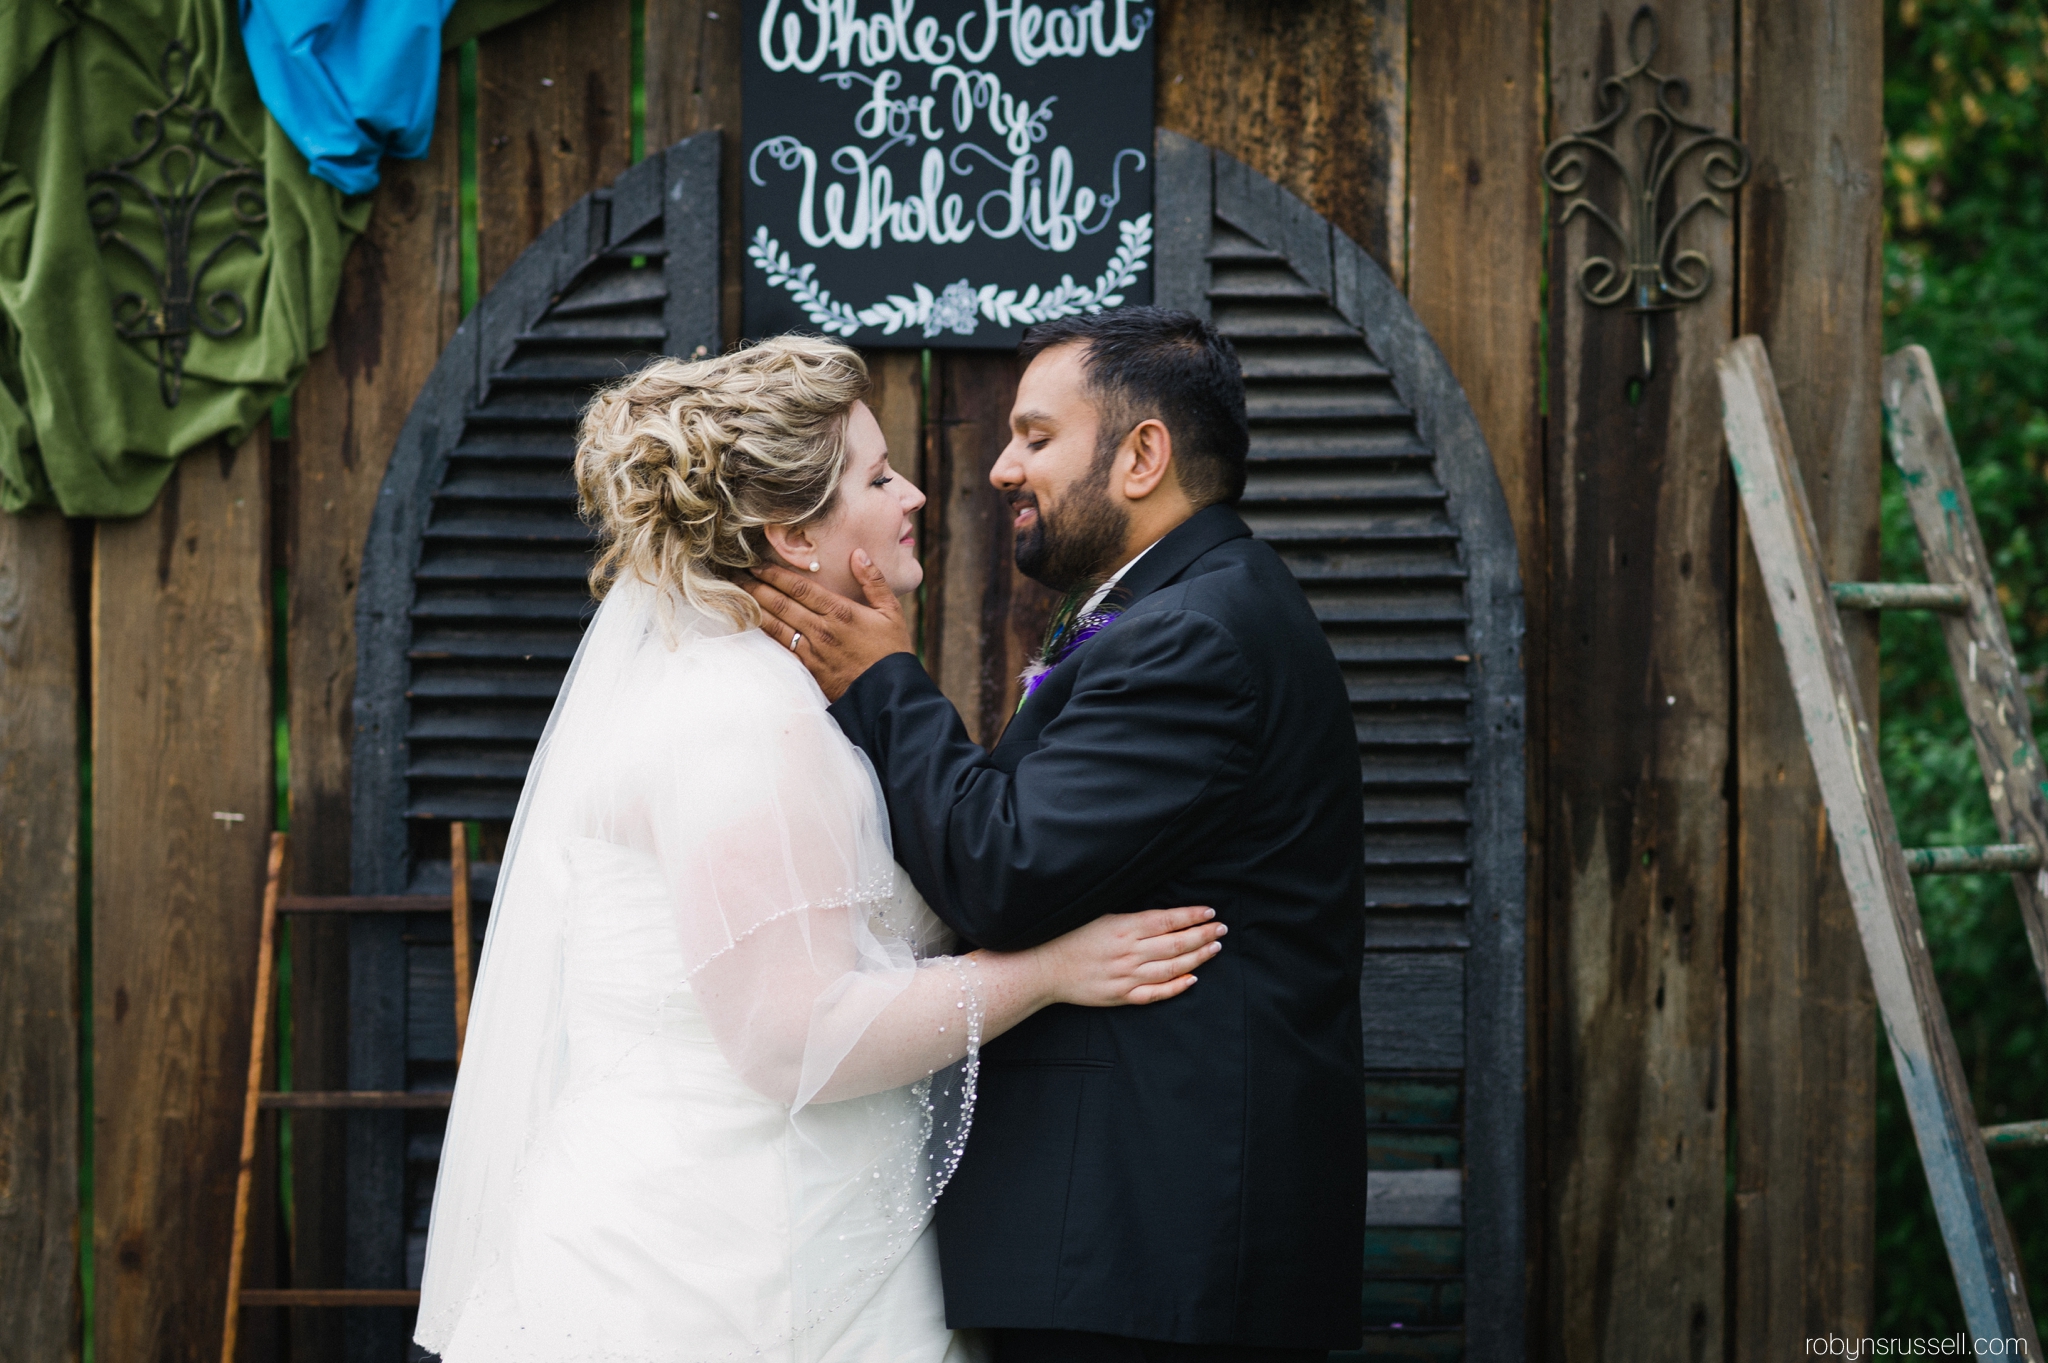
1732,0,1884,1351
865,351,925,649
1541,6,1735,1358
1155,0,1405,280
1404,1,1545,1347
475,0,634,296
0,509,81,1363
285,63,462,1359
644,0,744,348
92,432,273,1363
924,353,1057,747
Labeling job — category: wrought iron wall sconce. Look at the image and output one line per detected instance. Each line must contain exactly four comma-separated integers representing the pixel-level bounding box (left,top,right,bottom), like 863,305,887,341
85,40,267,409
1542,6,1748,385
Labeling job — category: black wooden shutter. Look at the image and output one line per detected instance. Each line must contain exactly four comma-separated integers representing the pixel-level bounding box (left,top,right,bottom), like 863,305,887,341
1155,130,1527,1361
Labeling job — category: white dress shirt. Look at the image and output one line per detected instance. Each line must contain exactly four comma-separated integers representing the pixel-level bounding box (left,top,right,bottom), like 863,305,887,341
1079,538,1159,616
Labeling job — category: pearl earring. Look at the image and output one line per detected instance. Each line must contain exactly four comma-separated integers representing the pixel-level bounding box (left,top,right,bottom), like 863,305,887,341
807,561,821,572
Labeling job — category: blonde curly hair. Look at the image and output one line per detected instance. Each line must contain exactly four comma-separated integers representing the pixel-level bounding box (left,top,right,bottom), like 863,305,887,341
574,336,870,626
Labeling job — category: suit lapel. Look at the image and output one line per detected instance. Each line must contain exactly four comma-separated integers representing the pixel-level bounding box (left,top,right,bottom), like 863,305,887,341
1107,503,1252,611
997,504,1253,746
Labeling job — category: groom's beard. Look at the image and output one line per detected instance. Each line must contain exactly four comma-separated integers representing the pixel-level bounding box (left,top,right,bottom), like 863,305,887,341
1009,470,1129,595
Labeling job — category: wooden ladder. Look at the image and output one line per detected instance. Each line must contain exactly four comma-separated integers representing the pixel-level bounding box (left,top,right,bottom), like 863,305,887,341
219,823,478,1361
1719,337,2048,1349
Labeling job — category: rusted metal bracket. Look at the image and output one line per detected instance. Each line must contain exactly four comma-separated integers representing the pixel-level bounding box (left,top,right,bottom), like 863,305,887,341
1543,6,1748,383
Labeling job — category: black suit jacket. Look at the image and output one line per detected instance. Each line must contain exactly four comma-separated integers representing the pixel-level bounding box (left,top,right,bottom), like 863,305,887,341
830,504,1365,1349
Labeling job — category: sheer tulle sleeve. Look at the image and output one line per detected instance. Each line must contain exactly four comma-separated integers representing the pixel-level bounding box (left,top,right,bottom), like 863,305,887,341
417,579,979,1358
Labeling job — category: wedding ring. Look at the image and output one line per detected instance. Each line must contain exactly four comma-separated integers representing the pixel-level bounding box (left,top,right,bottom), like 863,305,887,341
788,632,803,652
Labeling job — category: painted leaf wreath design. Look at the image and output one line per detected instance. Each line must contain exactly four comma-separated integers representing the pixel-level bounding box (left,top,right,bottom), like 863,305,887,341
747,214,1155,339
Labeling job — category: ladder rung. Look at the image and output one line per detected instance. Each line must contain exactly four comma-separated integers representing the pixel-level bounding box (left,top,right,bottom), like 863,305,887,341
1902,844,2043,875
258,1090,453,1110
278,894,453,914
1982,1120,2048,1149
1829,581,1969,612
237,1289,420,1307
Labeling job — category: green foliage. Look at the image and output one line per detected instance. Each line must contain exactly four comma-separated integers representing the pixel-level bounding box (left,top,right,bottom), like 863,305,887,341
1877,0,2048,1333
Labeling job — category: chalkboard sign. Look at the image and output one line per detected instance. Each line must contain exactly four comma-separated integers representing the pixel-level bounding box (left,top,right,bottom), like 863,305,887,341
742,1,1156,348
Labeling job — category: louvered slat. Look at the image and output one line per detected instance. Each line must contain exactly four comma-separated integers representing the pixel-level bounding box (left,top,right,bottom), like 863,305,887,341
394,247,661,825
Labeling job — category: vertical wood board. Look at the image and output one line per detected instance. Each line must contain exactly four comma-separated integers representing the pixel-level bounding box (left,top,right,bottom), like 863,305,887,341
1402,11,1545,1345
0,510,81,1363
475,0,634,297
91,433,273,1363
865,351,925,650
1732,1,1884,1349
1542,5,1734,1359
644,0,744,349
1155,0,1406,283
924,353,1057,747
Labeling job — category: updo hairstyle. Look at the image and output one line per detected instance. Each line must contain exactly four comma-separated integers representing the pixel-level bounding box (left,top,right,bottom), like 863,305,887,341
574,335,869,625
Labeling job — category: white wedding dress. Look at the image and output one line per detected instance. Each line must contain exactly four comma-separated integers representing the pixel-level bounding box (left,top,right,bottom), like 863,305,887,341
415,576,989,1363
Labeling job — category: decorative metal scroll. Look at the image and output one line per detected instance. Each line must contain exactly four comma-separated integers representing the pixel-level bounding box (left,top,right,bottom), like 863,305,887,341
85,40,267,408
1541,6,1748,383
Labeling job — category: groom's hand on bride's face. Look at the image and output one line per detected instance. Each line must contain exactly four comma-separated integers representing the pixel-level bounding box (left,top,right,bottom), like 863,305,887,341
746,549,916,701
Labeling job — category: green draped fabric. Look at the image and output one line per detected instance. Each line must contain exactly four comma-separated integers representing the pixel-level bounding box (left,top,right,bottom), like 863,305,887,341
0,0,550,517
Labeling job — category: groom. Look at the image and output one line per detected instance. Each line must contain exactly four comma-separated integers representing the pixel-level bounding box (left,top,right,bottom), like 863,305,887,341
748,308,1365,1363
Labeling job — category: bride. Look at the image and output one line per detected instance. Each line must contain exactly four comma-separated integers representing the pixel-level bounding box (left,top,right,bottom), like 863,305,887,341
413,336,1227,1363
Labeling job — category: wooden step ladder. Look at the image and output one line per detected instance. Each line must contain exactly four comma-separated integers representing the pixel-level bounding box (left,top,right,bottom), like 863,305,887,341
1719,337,2048,1349
219,823,478,1361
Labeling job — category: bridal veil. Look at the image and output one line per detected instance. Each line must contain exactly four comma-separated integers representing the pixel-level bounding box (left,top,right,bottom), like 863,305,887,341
414,574,980,1356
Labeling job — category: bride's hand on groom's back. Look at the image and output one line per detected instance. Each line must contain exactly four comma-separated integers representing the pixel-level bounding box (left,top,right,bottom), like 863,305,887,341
1001,905,1226,1009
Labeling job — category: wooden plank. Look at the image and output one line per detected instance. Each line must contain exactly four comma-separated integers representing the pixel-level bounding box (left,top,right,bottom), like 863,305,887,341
1366,1170,1464,1229
923,354,1058,747
865,351,924,650
1720,335,2036,1353
1732,1,1884,1351
1882,345,2048,1007
240,1289,418,1308
258,1092,452,1111
1401,12,1544,1349
279,896,454,915
1360,954,1465,1070
0,510,81,1363
644,0,743,349
92,431,274,1363
474,0,634,297
1540,5,1733,1358
1155,0,1406,282
1151,129,1213,319
286,62,463,1362
661,132,723,358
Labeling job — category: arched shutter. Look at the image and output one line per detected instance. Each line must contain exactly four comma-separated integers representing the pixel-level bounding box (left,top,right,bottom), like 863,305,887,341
1155,130,1527,1360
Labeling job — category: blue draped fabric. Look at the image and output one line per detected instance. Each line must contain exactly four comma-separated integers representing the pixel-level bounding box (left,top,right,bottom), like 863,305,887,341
238,0,457,195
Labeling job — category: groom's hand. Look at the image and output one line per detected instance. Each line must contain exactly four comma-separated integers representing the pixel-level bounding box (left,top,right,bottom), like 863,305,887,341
746,549,915,701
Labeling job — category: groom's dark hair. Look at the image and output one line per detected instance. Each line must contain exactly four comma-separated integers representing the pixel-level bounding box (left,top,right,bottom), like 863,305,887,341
1018,307,1250,508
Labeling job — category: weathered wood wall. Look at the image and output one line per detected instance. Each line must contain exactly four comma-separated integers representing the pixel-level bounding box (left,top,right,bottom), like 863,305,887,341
0,2,1888,1359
